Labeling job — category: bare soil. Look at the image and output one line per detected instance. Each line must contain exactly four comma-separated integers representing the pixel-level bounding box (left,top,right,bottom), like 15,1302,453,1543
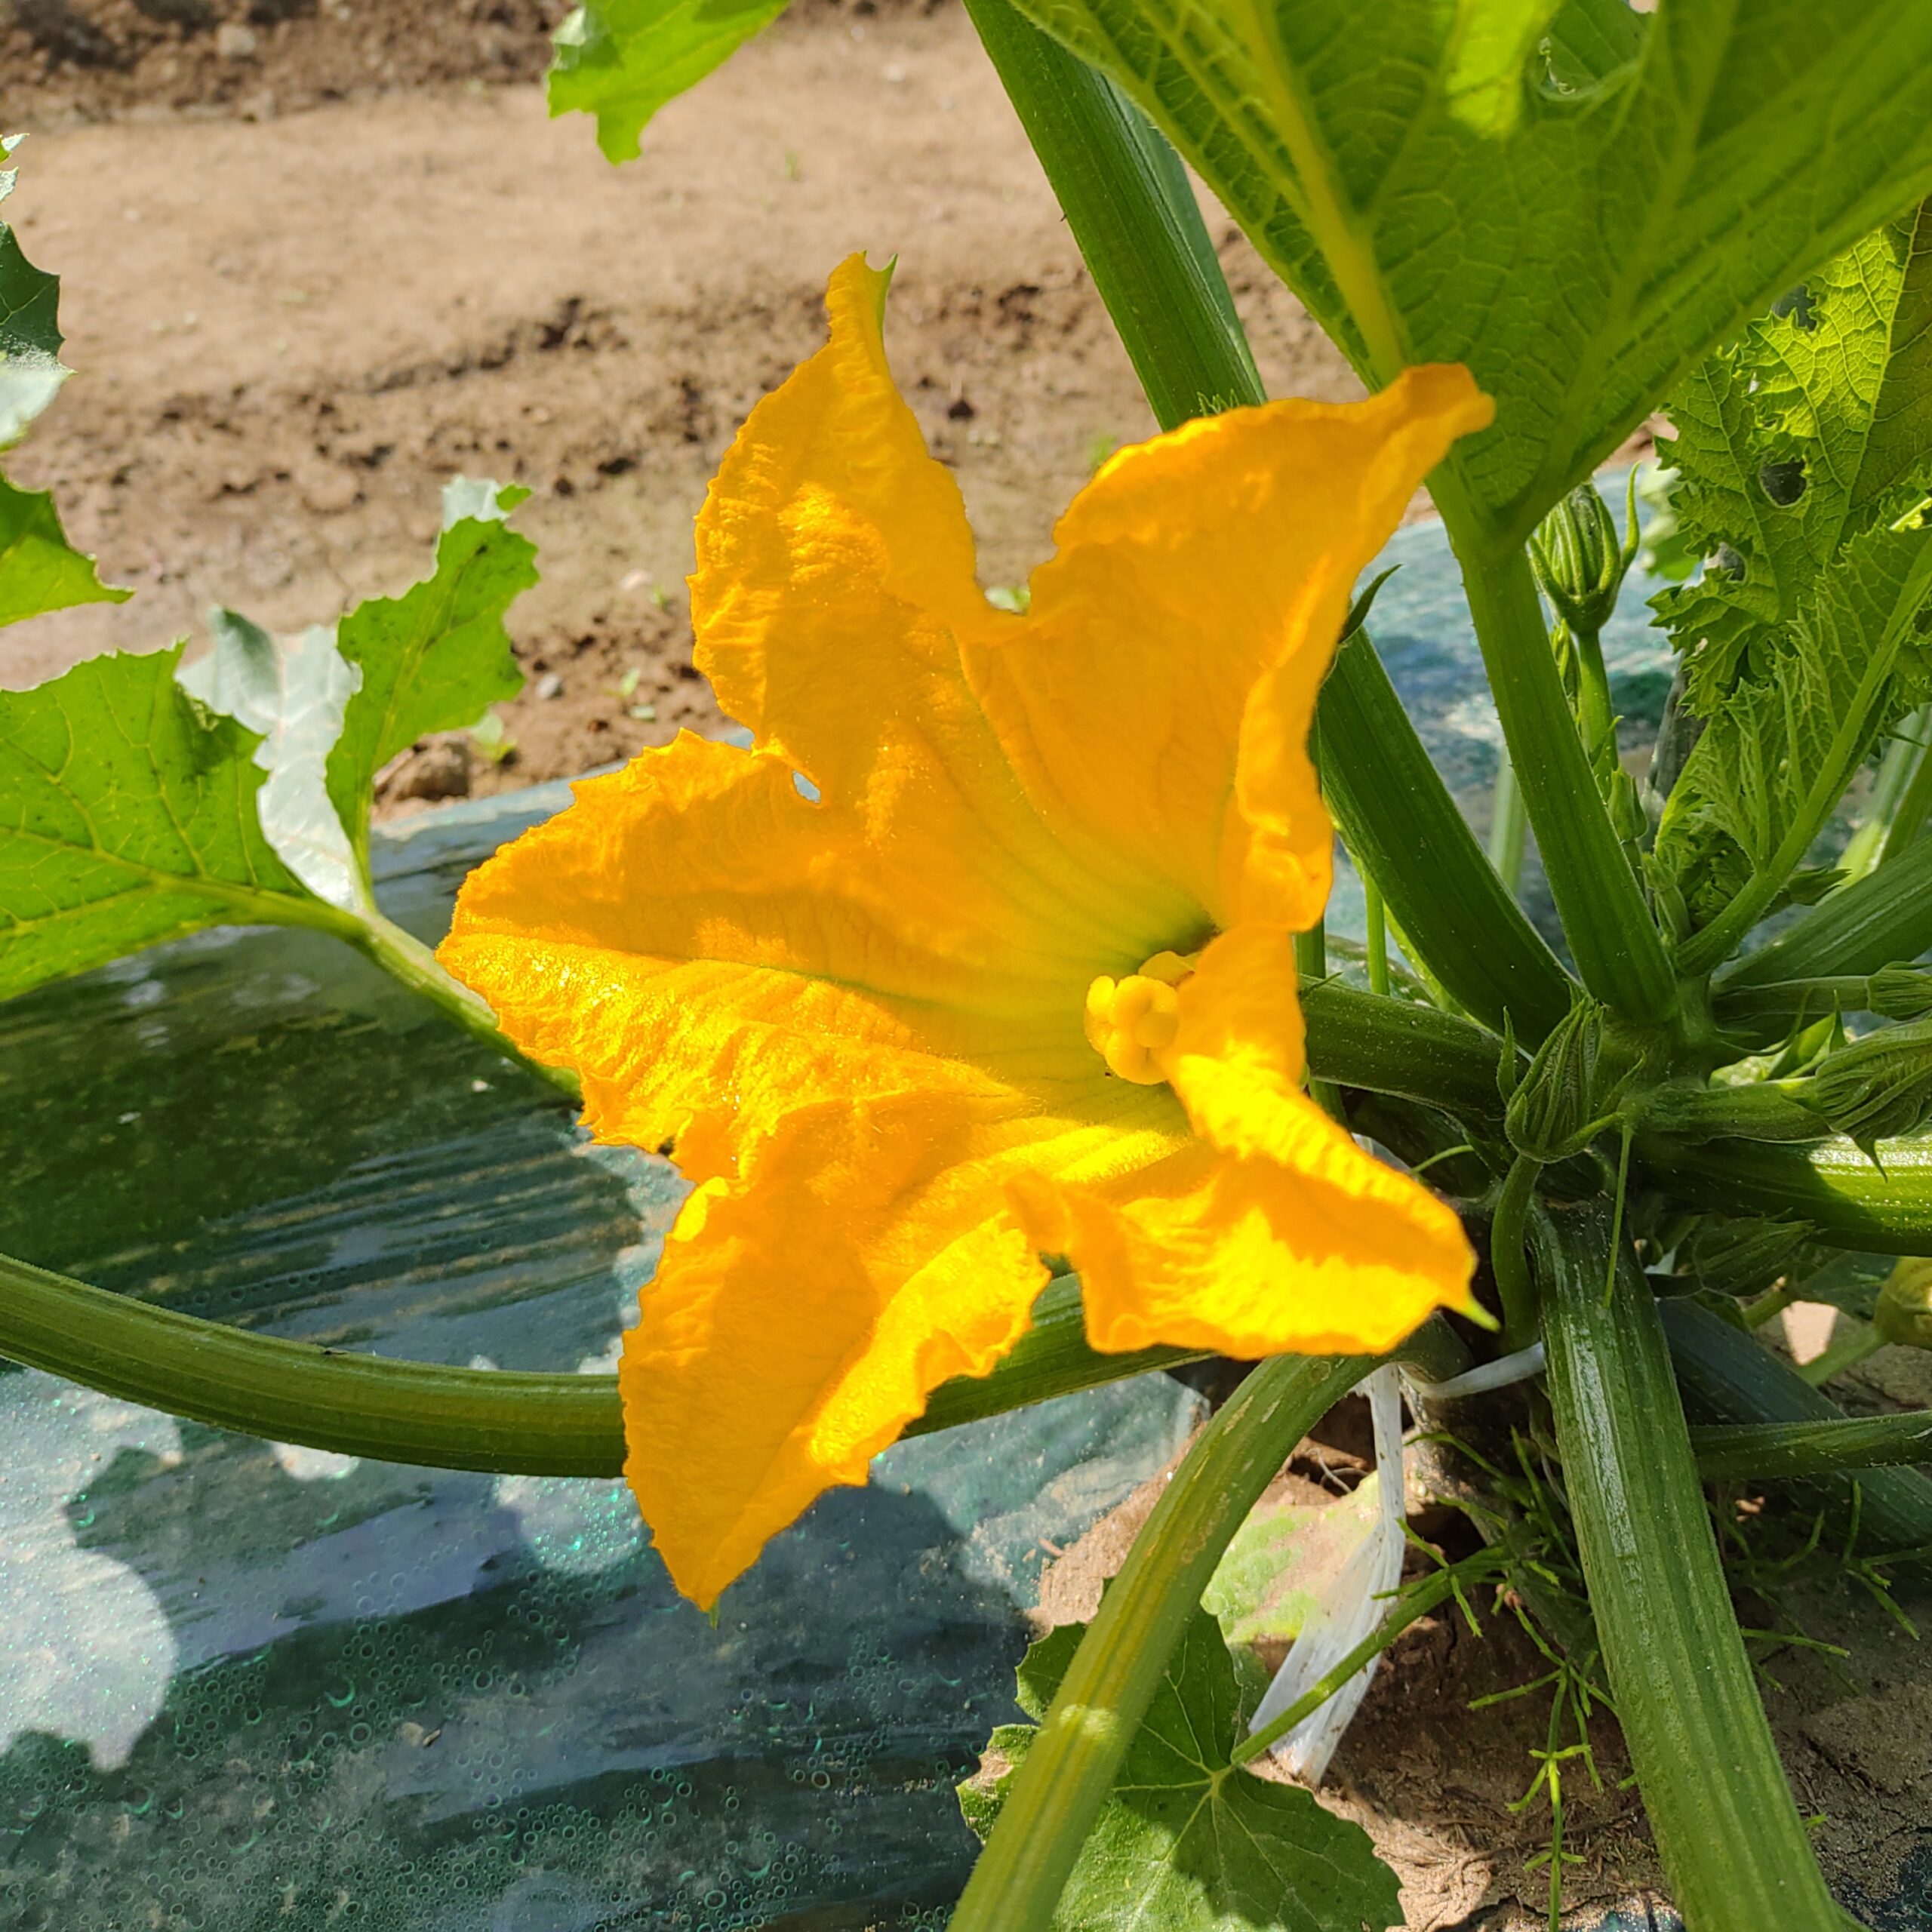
0,0,1357,816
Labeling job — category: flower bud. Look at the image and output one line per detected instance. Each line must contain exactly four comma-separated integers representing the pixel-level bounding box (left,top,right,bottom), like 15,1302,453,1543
1873,1258,1932,1349
1805,1017,1932,1159
1505,998,1639,1162
1683,1217,1817,1298
1531,482,1632,638
1870,965,1932,1023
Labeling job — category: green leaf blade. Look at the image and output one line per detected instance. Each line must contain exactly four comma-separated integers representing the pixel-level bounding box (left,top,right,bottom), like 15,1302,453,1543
0,471,129,627
325,484,537,880
962,1610,1401,1932
548,0,792,163
1002,0,1932,541
0,648,337,1001
0,137,68,448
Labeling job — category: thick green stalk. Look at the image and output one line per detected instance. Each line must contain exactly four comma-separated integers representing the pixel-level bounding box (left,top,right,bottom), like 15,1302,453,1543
1300,972,1507,1126
1487,752,1527,893
1690,1411,1932,1484
1663,1297,1932,1557
1717,830,1932,993
1320,629,1574,1040
946,1353,1373,1932
1435,515,1678,1029
1536,1206,1841,1932
1839,705,1930,878
963,0,1261,427
0,1257,1210,1473
351,906,580,1100
1639,1130,1932,1254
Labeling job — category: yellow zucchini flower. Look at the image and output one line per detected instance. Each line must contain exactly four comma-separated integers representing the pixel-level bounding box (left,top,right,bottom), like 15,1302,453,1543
440,256,1491,1610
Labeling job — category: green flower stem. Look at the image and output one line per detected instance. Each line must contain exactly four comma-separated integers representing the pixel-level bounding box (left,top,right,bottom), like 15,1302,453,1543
961,0,1261,429
1572,623,1614,771
1638,1129,1932,1254
1434,511,1677,1029
1363,875,1390,995
1840,704,1930,878
1881,721,1932,863
1717,813,1932,992
0,1255,1217,1474
947,1352,1377,1932
1536,1205,1841,1932
1662,1297,1932,1558
1300,974,1504,1125
1489,1153,1541,1353
1690,1410,1932,1483
1228,1545,1509,1768
1487,750,1527,894
1636,1078,1828,1143
1321,629,1574,1040
349,904,580,1101
0,1248,626,1476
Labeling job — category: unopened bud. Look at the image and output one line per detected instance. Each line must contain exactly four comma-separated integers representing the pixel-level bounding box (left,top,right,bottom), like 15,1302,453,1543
1506,998,1640,1162
1805,1017,1932,1159
1870,965,1932,1023
1684,1217,1817,1299
1531,482,1633,638
1873,1259,1932,1349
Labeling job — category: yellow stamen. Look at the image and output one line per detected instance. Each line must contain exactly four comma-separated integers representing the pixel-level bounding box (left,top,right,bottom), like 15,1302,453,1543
1084,950,1198,1084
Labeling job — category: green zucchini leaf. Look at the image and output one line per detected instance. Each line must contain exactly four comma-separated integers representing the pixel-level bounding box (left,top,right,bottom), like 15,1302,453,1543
0,647,335,1002
325,478,537,889
1000,0,1932,544
1654,205,1932,936
179,610,365,912
549,0,792,163
959,1611,1401,1932
0,135,67,448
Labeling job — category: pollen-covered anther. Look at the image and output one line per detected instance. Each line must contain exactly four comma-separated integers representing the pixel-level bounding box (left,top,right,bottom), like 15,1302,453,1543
1084,949,1198,1084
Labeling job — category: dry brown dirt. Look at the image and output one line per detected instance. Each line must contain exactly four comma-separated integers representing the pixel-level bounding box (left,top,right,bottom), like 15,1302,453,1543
0,0,1356,812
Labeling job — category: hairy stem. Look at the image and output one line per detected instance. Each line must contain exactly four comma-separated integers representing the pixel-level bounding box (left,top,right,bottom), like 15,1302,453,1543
350,906,580,1100
1436,516,1677,1028
946,1354,1374,1932
1663,1297,1932,1558
0,1258,1210,1474
1537,1205,1841,1932
1488,752,1527,892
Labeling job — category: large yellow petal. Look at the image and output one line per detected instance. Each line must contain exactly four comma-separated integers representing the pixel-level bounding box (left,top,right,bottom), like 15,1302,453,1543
439,733,1120,1180
1012,924,1478,1357
691,253,1186,962
963,366,1494,931
620,1086,1177,1610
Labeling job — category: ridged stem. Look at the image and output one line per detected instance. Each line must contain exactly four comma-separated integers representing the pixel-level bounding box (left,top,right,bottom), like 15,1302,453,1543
945,1352,1374,1932
1537,1205,1841,1932
0,1258,1206,1474
1435,518,1678,1028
